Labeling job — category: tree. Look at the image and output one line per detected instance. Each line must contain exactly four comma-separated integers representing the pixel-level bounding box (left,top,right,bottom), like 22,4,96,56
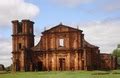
112,49,120,57
112,44,120,66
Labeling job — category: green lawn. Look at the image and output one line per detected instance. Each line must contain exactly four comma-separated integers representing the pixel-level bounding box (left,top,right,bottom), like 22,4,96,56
0,70,120,78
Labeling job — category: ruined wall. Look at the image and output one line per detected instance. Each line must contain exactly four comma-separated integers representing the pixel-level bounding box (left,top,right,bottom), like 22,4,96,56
12,20,117,71
100,54,117,70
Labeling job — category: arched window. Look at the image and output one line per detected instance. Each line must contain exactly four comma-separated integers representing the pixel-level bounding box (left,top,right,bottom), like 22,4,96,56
17,23,22,33
59,39,64,47
18,43,22,49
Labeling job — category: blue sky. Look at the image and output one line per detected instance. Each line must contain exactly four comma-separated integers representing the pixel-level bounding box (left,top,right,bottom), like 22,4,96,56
0,0,120,66
27,0,117,27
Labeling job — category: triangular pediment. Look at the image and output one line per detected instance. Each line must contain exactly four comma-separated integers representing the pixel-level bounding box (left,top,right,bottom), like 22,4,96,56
42,23,82,34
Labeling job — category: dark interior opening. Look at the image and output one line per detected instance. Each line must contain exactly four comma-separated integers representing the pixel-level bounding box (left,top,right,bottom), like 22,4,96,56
82,60,84,70
37,61,43,71
59,58,65,71
18,43,22,49
17,23,22,33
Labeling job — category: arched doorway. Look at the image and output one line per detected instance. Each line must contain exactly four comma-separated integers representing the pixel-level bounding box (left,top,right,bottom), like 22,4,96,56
81,60,84,70
59,58,65,71
16,59,20,71
37,61,43,71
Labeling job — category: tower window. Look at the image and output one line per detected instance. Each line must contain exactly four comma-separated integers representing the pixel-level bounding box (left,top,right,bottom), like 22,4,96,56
17,23,22,33
59,39,64,47
18,43,22,49
29,27,32,34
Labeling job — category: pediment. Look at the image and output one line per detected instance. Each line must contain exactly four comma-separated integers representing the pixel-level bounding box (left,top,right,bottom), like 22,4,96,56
42,23,82,34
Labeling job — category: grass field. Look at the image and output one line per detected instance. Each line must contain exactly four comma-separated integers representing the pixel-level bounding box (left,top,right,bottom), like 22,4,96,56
0,70,120,78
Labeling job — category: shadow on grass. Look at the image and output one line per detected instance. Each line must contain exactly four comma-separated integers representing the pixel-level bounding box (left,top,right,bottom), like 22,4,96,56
92,72,110,75
0,71,10,74
92,70,120,75
112,72,120,74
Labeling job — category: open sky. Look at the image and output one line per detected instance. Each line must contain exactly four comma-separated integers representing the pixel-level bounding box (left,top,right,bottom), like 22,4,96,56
0,0,120,67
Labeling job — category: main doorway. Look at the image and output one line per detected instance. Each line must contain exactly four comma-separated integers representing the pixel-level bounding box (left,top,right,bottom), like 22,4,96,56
59,58,65,71
37,61,43,71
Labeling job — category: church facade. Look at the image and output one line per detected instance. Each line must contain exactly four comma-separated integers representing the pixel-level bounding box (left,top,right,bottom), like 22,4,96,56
11,19,117,71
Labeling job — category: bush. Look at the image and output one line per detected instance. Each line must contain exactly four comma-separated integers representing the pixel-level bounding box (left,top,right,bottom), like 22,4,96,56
0,64,5,71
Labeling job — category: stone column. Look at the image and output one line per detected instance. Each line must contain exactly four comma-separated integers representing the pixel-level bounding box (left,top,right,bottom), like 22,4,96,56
20,50,25,71
84,49,87,70
78,52,82,70
52,53,56,71
56,55,59,70
30,63,32,71
46,53,48,70
67,52,70,70
75,51,78,70
42,54,45,70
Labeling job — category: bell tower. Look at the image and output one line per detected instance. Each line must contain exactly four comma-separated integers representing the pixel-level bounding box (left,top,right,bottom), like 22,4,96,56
11,19,34,71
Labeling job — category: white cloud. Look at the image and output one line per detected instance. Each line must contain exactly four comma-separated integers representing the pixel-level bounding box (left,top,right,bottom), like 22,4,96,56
100,0,120,12
50,0,95,7
50,0,120,13
0,38,12,67
0,0,39,67
0,0,39,26
81,18,120,53
81,0,120,13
